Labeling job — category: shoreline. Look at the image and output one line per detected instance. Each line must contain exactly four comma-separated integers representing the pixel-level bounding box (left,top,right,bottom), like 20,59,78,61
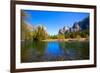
42,38,89,42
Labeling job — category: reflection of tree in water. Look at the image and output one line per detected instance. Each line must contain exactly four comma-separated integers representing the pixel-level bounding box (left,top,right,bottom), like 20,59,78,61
80,41,89,59
21,41,47,62
21,40,34,62
58,41,89,60
32,41,47,54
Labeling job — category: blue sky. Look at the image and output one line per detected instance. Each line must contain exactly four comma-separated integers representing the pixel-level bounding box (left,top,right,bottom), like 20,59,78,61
23,10,89,35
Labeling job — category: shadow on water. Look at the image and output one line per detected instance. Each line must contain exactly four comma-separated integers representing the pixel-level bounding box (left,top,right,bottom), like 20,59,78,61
21,40,89,63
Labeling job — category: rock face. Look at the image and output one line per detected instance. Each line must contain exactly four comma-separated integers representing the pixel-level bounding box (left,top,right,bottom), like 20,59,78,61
58,16,89,34
58,29,64,34
78,16,89,30
63,26,69,32
72,22,81,32
59,26,69,34
26,22,34,31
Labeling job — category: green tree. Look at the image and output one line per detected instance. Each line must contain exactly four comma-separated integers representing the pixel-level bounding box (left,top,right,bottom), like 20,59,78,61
69,32,76,38
58,34,65,39
35,25,48,41
49,35,57,39
65,32,71,39
79,29,89,38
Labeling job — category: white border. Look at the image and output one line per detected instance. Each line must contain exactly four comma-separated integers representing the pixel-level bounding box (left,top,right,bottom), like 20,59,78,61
15,4,94,69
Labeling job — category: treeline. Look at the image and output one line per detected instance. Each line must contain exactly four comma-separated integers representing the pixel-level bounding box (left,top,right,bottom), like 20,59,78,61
49,29,89,39
21,23,89,41
21,22,89,41
64,29,89,39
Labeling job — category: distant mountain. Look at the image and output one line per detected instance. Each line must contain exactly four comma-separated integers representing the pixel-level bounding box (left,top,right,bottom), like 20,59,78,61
78,16,89,30
58,16,89,34
58,26,69,34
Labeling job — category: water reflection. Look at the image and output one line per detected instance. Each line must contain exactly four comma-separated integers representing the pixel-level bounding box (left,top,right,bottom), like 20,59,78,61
21,41,89,63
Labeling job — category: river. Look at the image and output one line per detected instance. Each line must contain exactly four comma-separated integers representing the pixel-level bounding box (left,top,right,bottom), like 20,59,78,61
21,41,89,63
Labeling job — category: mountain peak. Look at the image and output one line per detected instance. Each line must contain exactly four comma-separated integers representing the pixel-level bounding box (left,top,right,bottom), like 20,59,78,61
58,16,89,34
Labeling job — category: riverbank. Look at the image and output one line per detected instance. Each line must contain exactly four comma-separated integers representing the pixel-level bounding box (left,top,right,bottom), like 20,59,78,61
42,38,89,42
